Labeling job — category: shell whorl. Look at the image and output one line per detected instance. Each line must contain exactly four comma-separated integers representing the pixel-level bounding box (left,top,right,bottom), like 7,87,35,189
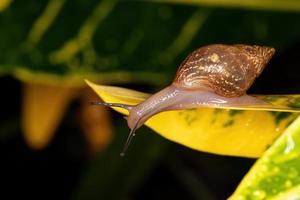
173,44,275,97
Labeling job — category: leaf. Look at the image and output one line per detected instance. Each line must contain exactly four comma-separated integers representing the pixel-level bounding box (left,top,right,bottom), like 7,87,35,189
85,80,300,158
230,116,300,200
22,82,76,149
1,1,300,86
0,0,12,12
147,0,300,12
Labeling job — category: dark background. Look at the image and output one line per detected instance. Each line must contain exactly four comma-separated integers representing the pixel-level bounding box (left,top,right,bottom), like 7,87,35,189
1,0,300,199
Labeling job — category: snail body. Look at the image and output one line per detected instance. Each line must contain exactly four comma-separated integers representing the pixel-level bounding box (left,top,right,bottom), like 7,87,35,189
91,44,275,155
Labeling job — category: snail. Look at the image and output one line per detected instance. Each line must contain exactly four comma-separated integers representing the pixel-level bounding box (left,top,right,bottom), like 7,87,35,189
91,44,275,156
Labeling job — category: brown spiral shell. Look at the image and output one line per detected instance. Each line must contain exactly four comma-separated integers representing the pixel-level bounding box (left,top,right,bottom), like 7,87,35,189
173,44,275,97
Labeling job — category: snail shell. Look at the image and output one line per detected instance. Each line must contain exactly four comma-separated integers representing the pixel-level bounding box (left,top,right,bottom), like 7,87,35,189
174,44,275,97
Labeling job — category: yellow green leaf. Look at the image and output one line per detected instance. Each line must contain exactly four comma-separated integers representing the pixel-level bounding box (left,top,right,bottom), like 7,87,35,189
85,80,300,158
0,0,12,12
12,67,167,87
22,82,76,149
148,0,300,12
230,116,300,200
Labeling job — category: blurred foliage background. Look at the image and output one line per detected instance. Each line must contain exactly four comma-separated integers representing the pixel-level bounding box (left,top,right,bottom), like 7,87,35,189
1,0,300,199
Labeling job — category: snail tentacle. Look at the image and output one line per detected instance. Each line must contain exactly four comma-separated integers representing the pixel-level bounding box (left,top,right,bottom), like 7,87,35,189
89,101,133,110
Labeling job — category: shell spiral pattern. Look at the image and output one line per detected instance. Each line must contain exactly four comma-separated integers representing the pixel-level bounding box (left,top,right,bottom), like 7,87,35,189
174,44,275,97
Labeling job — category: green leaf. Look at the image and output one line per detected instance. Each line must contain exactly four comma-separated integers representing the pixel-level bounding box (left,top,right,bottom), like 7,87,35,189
230,116,300,199
1,1,300,86
146,0,300,12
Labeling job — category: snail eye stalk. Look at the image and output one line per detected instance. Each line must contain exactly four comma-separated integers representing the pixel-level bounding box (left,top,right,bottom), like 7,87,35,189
90,101,137,156
89,101,133,110
120,119,140,157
